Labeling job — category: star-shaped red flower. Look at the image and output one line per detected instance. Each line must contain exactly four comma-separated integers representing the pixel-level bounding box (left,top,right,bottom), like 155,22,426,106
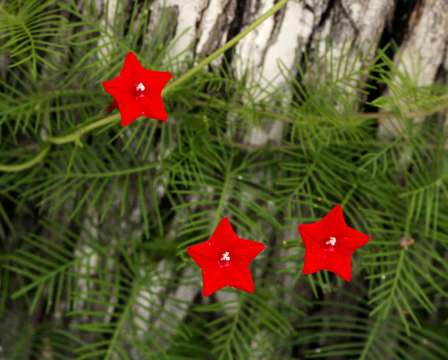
298,204,369,281
102,51,172,126
187,217,265,296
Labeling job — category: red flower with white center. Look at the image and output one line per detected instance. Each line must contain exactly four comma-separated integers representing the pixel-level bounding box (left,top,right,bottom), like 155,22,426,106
298,204,369,281
187,217,266,297
102,51,172,126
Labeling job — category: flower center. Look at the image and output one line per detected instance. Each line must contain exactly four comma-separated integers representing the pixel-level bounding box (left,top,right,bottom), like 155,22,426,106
218,251,231,267
324,236,337,251
133,82,147,97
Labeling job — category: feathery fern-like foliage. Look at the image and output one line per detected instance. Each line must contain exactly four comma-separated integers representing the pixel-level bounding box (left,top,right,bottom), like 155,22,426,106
1,0,448,359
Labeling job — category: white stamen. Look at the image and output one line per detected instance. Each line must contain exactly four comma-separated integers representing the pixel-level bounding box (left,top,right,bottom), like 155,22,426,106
325,236,337,246
136,82,146,92
220,251,231,262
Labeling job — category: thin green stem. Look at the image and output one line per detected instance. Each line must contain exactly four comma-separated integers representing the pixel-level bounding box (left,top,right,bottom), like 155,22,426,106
0,145,50,173
62,162,157,179
359,316,382,360
47,113,121,145
0,0,289,173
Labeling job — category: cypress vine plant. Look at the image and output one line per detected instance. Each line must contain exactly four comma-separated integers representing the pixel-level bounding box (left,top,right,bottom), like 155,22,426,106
1,0,448,359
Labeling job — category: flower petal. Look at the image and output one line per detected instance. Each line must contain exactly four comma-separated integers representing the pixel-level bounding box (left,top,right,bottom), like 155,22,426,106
120,51,145,78
141,96,169,121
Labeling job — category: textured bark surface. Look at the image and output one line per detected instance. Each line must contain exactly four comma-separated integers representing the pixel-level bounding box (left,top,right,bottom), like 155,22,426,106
148,0,447,135
378,0,448,138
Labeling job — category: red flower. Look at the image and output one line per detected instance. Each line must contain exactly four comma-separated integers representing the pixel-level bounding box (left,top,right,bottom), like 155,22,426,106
187,217,265,297
298,204,369,281
102,51,172,126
